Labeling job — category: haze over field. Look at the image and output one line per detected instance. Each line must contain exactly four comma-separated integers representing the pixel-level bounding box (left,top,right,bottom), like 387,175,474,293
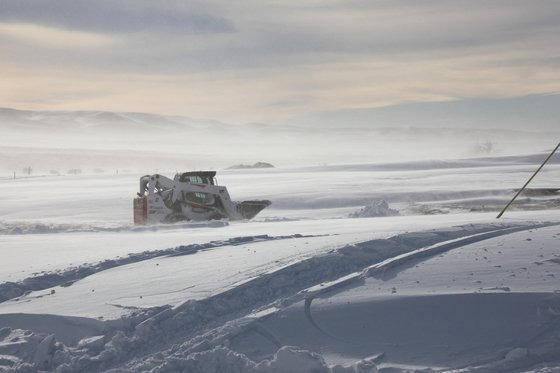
1,0,560,173
1,98,560,174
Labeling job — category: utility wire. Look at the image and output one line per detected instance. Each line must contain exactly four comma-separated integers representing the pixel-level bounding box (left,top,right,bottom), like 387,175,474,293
497,142,560,218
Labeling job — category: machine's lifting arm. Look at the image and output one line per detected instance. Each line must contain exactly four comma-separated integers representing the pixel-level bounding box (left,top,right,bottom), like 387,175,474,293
138,174,175,196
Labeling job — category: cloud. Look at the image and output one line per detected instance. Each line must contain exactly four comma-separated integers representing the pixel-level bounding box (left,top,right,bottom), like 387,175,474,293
0,0,559,124
0,23,117,48
0,0,234,34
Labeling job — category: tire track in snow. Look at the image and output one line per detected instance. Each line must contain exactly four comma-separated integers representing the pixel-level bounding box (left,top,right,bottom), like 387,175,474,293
0,233,320,304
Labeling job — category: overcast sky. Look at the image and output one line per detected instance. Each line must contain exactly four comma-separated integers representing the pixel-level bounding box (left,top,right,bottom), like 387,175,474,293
0,0,559,123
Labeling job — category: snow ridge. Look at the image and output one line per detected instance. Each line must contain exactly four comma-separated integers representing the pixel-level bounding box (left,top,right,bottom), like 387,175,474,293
0,234,314,304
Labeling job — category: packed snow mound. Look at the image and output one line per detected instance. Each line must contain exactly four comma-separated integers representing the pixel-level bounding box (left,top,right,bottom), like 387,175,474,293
227,162,275,169
348,200,400,218
0,327,57,371
135,345,344,373
0,337,377,373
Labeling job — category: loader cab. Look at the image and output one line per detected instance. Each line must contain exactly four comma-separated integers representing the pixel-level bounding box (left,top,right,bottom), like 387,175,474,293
176,171,217,185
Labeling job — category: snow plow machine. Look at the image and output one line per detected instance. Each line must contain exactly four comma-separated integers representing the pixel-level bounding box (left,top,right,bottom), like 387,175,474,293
133,171,271,225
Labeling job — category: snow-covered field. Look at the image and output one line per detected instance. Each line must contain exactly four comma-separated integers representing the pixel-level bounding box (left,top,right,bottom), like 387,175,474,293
1,153,560,372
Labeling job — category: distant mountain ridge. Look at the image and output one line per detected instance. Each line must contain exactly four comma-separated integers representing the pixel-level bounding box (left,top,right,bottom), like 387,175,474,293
283,93,560,131
3,93,560,133
0,107,229,132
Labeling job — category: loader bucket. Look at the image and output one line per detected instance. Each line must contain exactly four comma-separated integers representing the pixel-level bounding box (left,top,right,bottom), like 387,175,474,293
237,200,271,220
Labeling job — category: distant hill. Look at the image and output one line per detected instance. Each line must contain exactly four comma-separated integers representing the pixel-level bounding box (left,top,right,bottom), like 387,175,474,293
0,107,229,132
284,93,560,131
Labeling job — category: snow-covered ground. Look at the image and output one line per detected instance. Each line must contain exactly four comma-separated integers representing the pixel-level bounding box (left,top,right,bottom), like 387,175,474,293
1,153,560,372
